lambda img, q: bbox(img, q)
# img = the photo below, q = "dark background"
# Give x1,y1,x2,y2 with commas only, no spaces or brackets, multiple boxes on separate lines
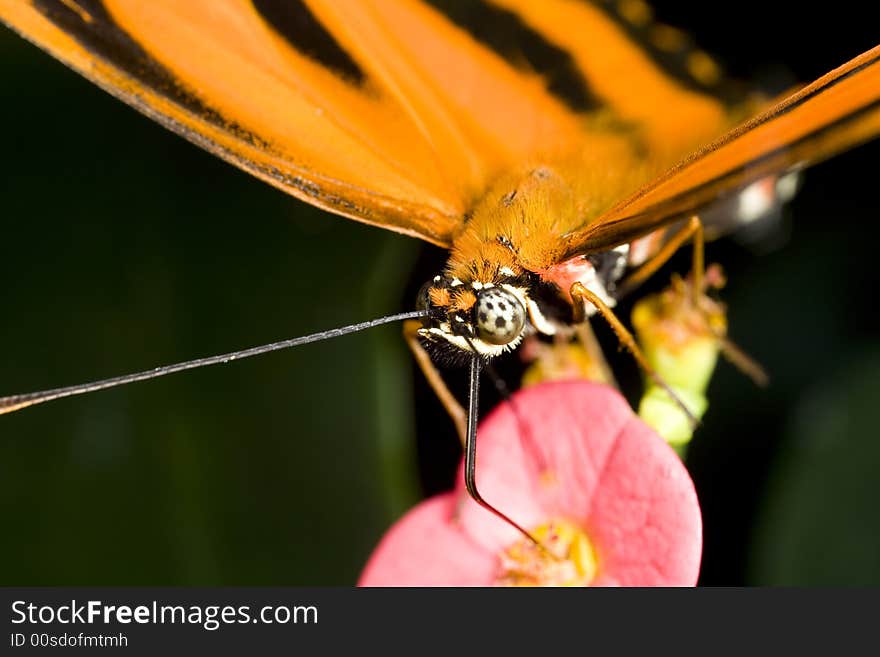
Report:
1,1,878,586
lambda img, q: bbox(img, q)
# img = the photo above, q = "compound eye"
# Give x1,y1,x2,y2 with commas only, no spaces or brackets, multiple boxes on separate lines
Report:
474,287,526,345
416,280,433,312
415,280,439,328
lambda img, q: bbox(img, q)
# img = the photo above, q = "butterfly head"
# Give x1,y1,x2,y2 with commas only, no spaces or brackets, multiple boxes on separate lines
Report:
415,272,531,363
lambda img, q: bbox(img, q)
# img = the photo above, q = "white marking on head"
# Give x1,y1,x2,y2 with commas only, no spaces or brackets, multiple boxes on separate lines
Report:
419,328,523,358
526,299,558,336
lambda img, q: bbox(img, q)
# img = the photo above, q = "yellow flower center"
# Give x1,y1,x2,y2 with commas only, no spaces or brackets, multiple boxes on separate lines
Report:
495,519,598,586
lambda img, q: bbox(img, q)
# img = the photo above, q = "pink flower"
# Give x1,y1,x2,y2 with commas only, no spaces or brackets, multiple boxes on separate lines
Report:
359,380,702,586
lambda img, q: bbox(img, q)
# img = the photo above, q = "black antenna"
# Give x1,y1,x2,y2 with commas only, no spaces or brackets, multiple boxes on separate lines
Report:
0,310,429,415
462,353,542,547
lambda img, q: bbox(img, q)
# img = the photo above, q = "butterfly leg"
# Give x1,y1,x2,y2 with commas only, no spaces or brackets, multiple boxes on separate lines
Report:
575,322,619,389
570,282,699,426
617,216,705,300
403,320,468,446
620,218,769,386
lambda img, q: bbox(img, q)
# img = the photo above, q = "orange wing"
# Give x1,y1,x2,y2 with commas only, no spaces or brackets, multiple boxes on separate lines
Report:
563,45,880,255
1,0,756,249
0,0,588,247
488,0,750,162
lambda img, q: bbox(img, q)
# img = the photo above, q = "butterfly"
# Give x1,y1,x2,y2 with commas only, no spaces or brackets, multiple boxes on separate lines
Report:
1,0,879,565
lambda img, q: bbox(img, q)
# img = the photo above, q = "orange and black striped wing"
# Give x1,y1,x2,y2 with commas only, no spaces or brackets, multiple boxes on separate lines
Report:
563,44,880,255
0,0,592,247
1,0,759,250
485,0,754,164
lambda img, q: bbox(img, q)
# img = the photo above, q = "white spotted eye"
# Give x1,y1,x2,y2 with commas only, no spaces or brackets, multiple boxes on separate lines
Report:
473,288,525,345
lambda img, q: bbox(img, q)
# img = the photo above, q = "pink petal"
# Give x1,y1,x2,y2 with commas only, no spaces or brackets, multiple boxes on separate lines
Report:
587,416,702,586
455,381,702,585
358,493,496,586
455,381,631,550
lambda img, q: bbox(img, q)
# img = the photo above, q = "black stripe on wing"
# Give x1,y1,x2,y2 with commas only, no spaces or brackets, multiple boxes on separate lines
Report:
252,0,365,84
425,0,601,112
32,0,269,148
592,0,746,105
